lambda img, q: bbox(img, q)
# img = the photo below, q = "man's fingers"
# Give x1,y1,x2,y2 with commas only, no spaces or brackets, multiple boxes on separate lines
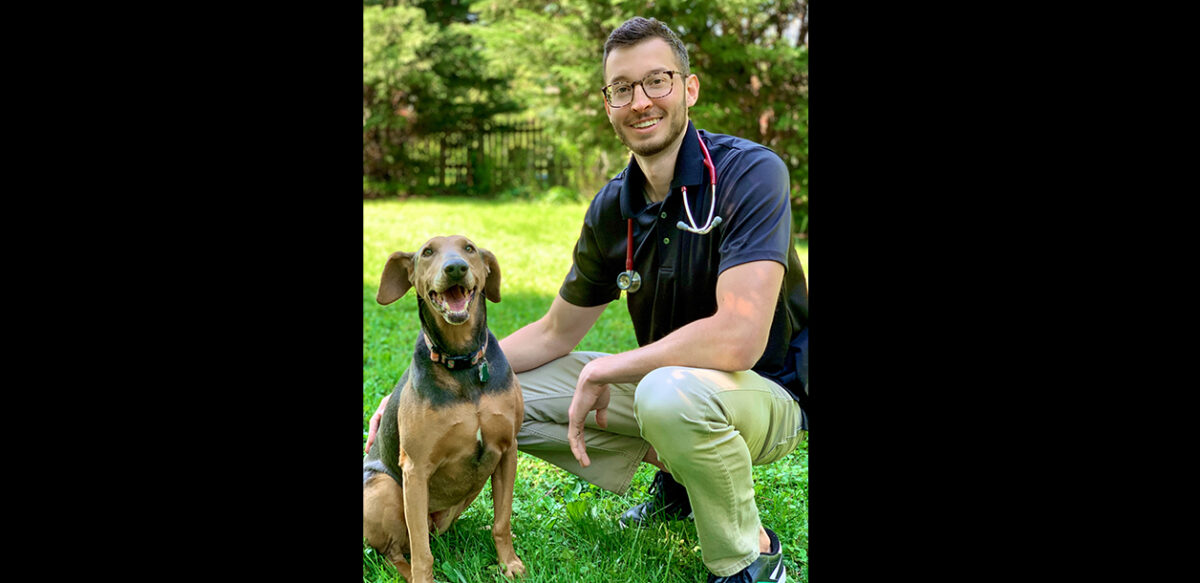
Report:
567,413,591,467
365,395,390,453
570,429,591,467
567,381,611,467
365,413,379,452
574,407,606,464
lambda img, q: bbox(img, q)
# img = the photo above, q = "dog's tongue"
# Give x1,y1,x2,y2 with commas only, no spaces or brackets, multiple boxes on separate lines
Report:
443,286,469,312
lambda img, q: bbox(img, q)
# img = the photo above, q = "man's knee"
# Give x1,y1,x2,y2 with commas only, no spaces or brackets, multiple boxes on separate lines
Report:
634,367,707,433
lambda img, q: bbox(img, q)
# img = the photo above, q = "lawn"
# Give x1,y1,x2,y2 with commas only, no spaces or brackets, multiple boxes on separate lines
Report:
363,197,808,582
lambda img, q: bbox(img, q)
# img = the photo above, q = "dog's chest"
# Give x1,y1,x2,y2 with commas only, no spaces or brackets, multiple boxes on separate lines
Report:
413,399,518,510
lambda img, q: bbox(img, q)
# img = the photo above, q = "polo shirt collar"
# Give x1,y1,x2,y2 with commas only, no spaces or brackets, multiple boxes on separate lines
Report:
619,121,704,220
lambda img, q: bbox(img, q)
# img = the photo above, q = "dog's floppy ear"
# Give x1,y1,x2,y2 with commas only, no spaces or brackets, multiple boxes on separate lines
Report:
480,248,501,303
377,251,416,305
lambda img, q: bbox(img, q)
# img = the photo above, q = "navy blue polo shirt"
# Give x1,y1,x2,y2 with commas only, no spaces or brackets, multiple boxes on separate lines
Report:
559,121,810,405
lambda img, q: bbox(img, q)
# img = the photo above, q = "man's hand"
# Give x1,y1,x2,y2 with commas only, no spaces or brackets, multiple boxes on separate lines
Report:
567,358,613,468
364,394,390,453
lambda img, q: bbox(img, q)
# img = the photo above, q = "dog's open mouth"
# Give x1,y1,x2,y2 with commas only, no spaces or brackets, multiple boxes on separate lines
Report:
428,285,476,325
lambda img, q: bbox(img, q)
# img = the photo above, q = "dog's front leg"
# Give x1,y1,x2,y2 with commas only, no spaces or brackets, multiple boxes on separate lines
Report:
490,443,525,578
400,448,436,583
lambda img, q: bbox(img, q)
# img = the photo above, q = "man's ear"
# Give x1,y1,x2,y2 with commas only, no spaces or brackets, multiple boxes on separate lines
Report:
377,251,415,305
480,248,501,303
685,73,700,108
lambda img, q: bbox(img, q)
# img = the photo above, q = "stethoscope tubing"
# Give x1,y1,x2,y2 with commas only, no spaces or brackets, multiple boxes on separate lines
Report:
677,136,722,235
618,134,721,292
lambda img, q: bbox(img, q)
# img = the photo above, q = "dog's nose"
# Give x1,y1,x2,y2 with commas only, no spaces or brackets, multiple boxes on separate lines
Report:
443,259,469,280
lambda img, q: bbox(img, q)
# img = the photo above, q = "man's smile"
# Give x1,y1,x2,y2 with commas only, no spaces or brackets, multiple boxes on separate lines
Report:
629,116,663,131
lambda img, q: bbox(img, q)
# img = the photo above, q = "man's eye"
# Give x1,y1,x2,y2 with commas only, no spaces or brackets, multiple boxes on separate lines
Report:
614,85,632,95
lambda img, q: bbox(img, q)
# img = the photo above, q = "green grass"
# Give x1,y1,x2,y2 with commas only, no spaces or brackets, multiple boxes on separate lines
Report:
363,197,808,583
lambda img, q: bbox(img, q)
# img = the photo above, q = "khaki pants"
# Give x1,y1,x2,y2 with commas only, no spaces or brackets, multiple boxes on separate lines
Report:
516,352,806,577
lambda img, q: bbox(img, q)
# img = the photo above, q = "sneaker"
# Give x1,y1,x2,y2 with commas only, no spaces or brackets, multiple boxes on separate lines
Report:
706,527,785,583
618,470,693,528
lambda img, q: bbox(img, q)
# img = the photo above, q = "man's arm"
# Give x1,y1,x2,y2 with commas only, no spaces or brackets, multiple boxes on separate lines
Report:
567,259,784,466
576,259,783,384
499,295,608,374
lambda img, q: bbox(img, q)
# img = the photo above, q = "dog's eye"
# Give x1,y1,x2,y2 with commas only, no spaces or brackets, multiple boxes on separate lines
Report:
464,245,475,253
422,248,434,257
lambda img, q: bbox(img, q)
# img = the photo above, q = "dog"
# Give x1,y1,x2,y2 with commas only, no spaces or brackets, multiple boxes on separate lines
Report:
363,235,525,582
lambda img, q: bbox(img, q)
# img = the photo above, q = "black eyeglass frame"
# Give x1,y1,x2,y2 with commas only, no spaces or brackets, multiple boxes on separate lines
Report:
601,70,682,108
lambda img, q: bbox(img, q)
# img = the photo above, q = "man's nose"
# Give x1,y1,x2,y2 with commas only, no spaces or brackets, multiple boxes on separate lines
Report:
630,83,654,111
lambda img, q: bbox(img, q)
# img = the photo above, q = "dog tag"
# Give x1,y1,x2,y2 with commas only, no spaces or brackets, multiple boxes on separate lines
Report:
478,359,490,383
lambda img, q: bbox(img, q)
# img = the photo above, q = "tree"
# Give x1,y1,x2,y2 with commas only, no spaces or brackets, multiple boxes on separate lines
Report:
363,1,520,195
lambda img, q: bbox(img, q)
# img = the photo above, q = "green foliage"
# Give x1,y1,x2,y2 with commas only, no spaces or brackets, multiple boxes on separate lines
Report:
363,0,808,232
363,1,521,195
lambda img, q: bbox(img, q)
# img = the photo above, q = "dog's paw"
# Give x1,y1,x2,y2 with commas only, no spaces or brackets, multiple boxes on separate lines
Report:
501,558,526,578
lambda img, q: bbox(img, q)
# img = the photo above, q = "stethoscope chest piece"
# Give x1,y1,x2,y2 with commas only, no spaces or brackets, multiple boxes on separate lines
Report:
617,269,641,293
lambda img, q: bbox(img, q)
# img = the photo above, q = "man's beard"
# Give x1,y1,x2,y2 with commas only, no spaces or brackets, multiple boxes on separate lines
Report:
613,101,689,157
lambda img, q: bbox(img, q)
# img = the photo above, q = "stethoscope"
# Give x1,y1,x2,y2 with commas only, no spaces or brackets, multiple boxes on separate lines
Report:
617,134,722,293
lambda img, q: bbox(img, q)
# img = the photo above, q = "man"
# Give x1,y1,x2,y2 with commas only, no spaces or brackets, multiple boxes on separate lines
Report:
368,16,808,583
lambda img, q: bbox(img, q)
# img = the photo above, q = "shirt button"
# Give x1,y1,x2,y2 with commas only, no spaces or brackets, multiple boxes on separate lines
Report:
663,237,670,244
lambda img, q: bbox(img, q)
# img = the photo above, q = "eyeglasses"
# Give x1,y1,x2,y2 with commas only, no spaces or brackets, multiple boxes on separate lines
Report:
601,70,681,108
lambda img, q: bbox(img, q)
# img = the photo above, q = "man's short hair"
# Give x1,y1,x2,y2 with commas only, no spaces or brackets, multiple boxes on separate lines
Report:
603,17,690,80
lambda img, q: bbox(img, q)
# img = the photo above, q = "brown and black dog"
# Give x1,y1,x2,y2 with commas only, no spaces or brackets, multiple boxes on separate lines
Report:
363,235,525,582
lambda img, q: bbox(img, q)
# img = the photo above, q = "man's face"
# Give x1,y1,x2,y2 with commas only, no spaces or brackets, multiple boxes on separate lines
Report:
603,38,699,158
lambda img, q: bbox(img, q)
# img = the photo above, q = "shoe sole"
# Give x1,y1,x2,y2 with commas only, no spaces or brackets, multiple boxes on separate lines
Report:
765,561,786,583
